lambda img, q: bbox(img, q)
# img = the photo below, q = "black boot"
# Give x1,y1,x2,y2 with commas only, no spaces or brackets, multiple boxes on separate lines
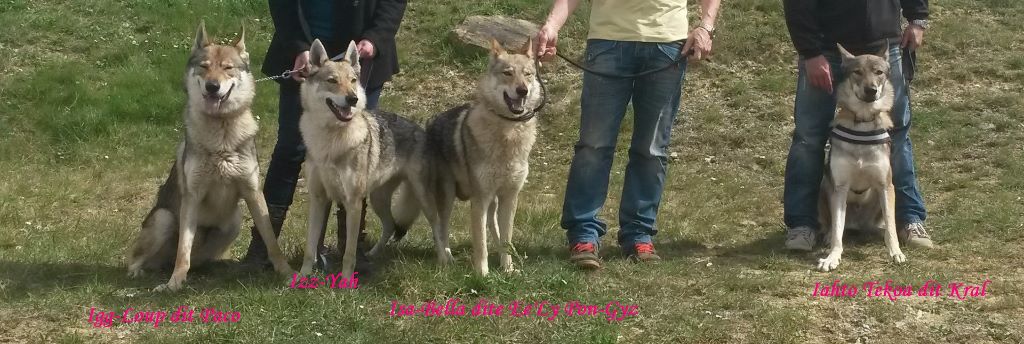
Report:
337,201,374,276
241,205,288,269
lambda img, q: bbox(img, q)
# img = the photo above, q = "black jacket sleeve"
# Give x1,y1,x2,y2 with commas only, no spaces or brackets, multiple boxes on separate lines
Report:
268,0,310,58
901,0,929,21
360,0,407,48
783,0,823,59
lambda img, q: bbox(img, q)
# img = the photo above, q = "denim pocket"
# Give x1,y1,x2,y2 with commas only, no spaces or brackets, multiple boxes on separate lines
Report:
656,41,684,61
585,39,618,63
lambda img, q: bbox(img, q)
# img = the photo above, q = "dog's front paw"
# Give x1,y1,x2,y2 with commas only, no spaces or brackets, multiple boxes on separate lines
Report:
154,278,184,292
817,256,842,272
437,249,455,266
127,268,144,279
890,252,907,264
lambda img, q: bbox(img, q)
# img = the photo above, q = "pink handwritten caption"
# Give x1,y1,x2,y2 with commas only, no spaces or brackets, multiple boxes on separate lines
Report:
389,298,640,322
87,306,240,328
290,272,358,290
813,279,991,301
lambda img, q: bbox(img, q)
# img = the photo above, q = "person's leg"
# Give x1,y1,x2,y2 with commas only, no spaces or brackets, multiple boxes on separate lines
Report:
783,53,842,248
617,42,687,255
244,81,306,263
364,86,383,111
886,44,932,247
561,39,636,247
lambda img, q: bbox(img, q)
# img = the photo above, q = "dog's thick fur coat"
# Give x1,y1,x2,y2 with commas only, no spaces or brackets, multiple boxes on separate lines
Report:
298,39,445,278
127,22,293,291
425,39,543,275
816,44,907,272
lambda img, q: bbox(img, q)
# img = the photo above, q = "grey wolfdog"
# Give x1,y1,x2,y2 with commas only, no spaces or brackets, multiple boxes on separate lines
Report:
816,44,907,272
425,38,543,276
127,22,294,291
297,39,451,278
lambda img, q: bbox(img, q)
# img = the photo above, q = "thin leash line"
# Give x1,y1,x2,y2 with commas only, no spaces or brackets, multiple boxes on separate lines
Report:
553,42,693,79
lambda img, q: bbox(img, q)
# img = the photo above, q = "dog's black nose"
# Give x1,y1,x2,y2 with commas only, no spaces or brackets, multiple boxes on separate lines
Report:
516,87,528,97
345,95,359,105
205,81,220,94
864,86,877,95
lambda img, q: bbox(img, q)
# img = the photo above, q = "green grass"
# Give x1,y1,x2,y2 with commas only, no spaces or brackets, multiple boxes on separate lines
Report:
2,0,1024,342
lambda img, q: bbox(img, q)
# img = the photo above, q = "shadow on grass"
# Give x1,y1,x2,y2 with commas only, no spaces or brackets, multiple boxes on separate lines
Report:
713,228,888,267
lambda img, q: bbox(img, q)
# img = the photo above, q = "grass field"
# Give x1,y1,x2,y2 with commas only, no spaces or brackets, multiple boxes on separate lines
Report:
2,0,1023,342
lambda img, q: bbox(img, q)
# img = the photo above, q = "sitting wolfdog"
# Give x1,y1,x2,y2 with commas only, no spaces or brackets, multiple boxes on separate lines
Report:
816,44,908,272
127,22,294,291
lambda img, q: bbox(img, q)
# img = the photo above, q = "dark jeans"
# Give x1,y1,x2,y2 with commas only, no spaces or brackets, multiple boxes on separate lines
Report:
250,80,383,247
783,42,927,230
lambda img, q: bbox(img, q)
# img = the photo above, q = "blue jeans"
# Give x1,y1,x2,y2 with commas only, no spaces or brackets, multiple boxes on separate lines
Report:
562,39,688,248
783,42,927,230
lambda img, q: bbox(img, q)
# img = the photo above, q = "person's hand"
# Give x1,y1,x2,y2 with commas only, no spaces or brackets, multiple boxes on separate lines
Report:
901,24,925,51
357,39,375,59
534,25,559,61
291,50,310,82
804,55,833,93
681,26,713,61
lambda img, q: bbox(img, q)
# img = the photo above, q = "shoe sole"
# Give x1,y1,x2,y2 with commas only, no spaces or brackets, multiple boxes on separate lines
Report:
572,258,601,270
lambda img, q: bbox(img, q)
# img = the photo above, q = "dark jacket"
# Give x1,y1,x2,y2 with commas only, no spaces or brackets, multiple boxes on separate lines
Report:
783,0,928,59
262,0,407,89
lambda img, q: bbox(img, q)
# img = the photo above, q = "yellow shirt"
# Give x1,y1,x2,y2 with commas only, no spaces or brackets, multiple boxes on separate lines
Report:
588,0,689,42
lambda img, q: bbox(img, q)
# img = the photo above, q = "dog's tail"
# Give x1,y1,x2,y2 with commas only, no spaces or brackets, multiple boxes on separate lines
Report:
391,182,420,242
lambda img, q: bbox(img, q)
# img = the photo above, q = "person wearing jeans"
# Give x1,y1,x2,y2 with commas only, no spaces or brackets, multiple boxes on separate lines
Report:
535,0,721,269
243,0,407,274
782,0,934,251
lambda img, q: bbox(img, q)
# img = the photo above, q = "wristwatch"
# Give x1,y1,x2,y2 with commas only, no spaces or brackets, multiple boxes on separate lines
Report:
910,19,929,30
696,23,715,38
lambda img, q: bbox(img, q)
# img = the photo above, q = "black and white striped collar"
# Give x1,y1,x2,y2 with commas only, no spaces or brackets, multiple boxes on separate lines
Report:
830,125,891,145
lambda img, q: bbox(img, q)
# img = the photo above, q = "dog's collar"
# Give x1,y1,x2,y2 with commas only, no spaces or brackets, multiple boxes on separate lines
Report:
494,111,537,122
830,125,891,145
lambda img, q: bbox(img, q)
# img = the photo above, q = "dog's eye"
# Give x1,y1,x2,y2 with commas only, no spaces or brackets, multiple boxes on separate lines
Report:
326,78,338,84
503,70,513,76
351,78,358,84
852,70,862,76
224,65,234,70
874,70,884,75
199,62,210,69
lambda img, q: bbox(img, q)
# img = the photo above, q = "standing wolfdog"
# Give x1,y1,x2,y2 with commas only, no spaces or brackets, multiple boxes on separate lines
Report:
127,22,294,291
425,38,543,276
816,44,908,272
298,39,446,278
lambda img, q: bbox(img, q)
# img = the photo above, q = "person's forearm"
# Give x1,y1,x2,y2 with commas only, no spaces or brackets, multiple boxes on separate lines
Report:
542,0,581,30
698,0,722,28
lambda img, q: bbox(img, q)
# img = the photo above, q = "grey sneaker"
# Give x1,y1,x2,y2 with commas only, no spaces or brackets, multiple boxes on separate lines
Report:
785,226,816,251
902,222,934,248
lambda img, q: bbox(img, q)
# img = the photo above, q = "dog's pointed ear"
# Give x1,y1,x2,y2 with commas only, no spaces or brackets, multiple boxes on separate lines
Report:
310,39,329,68
837,44,855,63
345,40,361,71
489,38,506,58
193,20,210,52
520,37,535,58
234,24,249,63
876,45,890,62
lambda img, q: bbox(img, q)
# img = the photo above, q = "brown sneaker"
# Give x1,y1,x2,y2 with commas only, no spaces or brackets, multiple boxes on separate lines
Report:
569,242,601,270
628,243,661,262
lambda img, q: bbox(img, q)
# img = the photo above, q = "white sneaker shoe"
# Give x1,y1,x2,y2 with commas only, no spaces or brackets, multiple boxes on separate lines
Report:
785,226,816,251
902,222,934,248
